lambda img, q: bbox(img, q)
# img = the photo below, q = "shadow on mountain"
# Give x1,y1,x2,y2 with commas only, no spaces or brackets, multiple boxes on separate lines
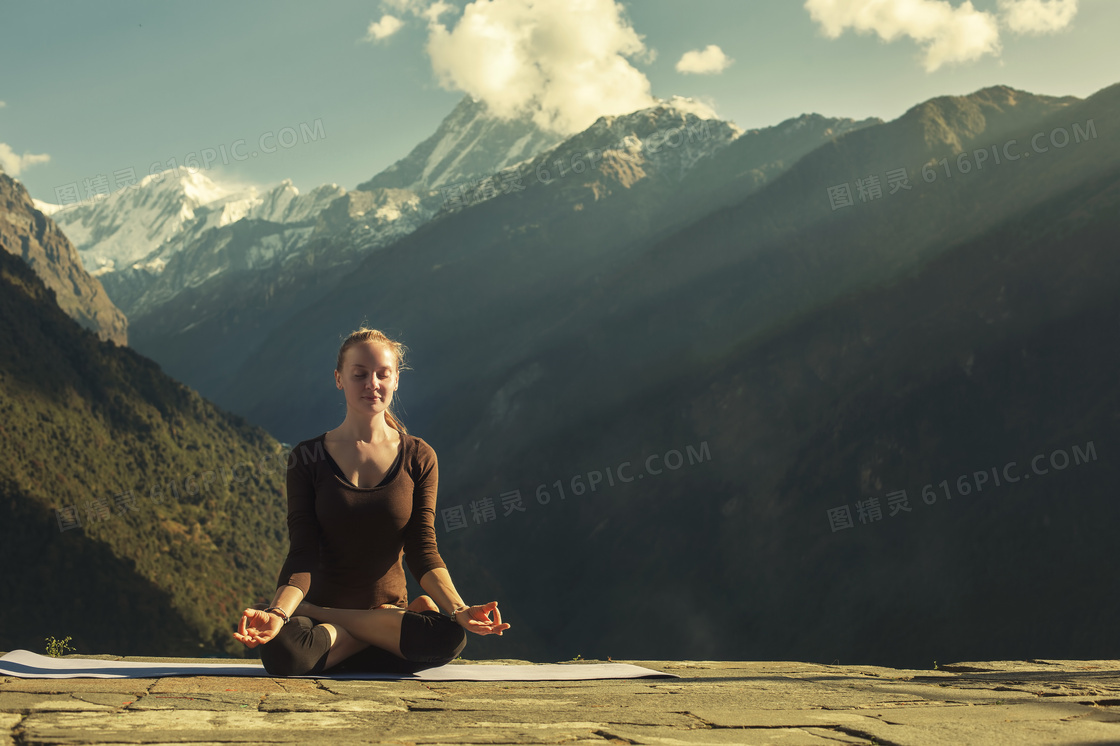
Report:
0,237,289,658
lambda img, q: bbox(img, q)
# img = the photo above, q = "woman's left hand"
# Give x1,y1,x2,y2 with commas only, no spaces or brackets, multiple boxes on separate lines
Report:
454,601,510,636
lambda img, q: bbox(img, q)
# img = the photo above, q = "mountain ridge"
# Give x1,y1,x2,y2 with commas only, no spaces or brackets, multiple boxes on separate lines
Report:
0,240,289,657
0,172,128,345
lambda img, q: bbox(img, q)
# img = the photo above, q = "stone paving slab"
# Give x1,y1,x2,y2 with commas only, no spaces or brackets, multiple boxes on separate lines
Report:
0,713,18,746
2,655,1120,744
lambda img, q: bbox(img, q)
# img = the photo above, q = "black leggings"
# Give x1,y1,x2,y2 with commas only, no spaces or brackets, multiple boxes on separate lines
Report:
258,609,467,676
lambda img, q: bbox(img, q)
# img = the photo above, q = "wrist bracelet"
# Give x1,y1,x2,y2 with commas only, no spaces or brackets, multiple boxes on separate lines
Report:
449,604,470,619
264,606,290,624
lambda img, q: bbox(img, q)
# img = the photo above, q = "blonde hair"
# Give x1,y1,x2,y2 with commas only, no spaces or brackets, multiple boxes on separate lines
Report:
336,327,412,434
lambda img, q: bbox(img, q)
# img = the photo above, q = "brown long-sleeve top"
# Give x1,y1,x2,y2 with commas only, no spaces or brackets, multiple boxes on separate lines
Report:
275,430,448,610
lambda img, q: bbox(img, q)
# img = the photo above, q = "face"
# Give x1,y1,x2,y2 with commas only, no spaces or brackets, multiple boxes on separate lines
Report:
335,343,399,414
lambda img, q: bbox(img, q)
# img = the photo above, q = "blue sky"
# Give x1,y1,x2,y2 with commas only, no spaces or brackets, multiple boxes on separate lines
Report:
1,0,1116,205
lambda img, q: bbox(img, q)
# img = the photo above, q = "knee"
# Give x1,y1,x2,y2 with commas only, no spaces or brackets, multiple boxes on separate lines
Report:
259,644,302,677
418,626,467,667
257,621,330,677
445,624,468,661
259,640,314,677
435,618,467,661
400,610,468,664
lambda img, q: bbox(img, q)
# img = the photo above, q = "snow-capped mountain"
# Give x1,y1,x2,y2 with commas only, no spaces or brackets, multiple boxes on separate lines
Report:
105,184,442,320
39,171,344,277
531,94,742,184
244,179,346,224
41,170,237,276
122,178,347,278
420,94,746,218
37,93,572,286
356,94,567,193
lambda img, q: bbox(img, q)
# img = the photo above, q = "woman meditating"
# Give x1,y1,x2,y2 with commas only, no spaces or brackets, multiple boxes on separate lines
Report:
233,327,510,675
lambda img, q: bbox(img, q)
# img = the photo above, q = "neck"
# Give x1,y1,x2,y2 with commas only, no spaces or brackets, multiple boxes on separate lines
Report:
336,413,396,444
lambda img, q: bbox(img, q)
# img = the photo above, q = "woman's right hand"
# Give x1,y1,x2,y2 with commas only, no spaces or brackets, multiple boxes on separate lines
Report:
233,606,285,648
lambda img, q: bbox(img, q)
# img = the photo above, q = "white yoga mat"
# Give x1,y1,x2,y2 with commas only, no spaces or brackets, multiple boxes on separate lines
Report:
0,650,678,681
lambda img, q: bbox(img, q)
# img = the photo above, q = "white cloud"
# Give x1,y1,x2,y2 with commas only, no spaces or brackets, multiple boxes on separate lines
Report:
675,44,733,75
997,0,1077,34
421,0,657,135
804,0,1002,72
0,142,50,176
366,14,404,41
421,1,453,24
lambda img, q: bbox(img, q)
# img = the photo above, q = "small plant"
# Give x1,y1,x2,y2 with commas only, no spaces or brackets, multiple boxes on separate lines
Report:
45,636,76,657
569,653,583,661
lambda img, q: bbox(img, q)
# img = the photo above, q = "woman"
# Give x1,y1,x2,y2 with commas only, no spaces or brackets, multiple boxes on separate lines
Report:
233,327,510,675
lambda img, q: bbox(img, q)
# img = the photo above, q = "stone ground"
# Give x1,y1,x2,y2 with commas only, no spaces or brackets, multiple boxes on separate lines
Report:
2,654,1120,745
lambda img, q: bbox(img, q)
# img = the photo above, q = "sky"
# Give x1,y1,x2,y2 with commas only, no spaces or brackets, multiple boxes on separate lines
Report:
1,0,1116,206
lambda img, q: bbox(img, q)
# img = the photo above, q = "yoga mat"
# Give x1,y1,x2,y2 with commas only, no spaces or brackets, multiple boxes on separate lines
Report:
0,650,678,681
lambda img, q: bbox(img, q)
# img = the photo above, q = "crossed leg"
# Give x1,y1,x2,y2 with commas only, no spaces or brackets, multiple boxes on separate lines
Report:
299,595,442,670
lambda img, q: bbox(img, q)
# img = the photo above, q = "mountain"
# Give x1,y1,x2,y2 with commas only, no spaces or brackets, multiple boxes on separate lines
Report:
33,93,574,402
213,96,848,434
355,93,567,193
45,92,567,293
10,78,1113,666
115,183,448,398
46,170,236,276
221,86,1078,446
241,179,348,224
0,234,290,658
0,172,128,345
95,177,352,320
407,82,1120,665
44,171,346,278
208,82,1118,665
128,95,846,414
596,84,1088,318
492,150,1120,668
